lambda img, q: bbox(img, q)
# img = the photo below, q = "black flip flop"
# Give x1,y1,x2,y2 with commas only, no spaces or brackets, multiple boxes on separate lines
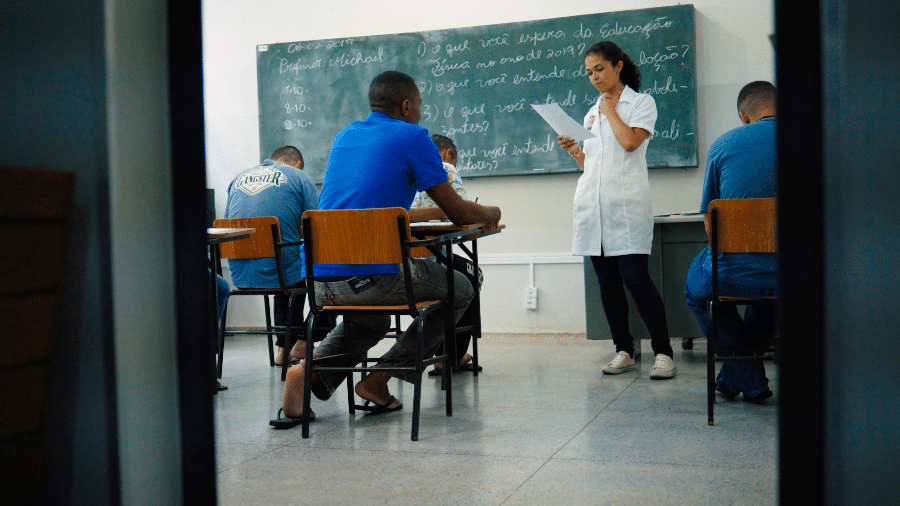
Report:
428,363,483,376
359,395,403,415
269,408,312,429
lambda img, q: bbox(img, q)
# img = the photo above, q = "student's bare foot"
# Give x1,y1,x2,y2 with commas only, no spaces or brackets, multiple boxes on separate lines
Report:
282,361,316,420
354,371,402,410
432,352,473,372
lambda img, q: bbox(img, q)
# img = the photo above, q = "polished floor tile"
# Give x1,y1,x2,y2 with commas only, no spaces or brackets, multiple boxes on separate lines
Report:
214,332,778,505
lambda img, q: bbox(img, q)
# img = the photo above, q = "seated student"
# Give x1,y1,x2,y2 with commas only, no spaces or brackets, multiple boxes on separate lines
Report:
408,134,482,375
684,81,777,403
224,146,319,366
277,70,501,424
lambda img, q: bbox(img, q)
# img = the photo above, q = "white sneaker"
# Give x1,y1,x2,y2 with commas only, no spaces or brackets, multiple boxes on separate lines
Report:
602,351,637,374
649,354,677,379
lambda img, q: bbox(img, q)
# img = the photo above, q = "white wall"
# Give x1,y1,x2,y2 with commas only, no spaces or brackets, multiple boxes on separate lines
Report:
202,0,774,333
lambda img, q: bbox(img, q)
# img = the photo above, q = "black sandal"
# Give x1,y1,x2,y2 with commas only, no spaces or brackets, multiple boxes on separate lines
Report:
268,408,312,429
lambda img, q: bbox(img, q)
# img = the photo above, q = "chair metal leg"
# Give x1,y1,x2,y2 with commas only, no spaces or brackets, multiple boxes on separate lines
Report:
708,300,716,426
472,238,481,376
302,315,315,439
346,370,355,415
411,315,425,441
345,317,356,415
264,295,275,367
472,328,480,377
443,339,452,416
217,300,228,379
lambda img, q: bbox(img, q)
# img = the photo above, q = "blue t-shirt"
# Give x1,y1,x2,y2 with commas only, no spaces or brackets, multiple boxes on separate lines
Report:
225,159,319,288
701,117,777,284
312,112,447,278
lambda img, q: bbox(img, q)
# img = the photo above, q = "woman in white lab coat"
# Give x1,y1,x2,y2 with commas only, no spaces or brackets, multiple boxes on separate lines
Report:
558,41,676,379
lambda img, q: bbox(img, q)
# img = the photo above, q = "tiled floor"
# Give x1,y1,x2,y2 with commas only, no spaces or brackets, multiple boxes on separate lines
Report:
214,333,777,505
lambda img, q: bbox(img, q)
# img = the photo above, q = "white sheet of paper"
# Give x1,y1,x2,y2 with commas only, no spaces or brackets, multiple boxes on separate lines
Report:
530,103,596,142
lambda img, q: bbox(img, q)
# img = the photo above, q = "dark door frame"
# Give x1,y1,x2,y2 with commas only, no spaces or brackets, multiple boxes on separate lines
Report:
775,0,825,503
168,1,218,504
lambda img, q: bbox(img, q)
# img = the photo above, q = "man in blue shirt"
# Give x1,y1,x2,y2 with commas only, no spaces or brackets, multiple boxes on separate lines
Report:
279,71,501,423
225,146,319,366
684,81,777,403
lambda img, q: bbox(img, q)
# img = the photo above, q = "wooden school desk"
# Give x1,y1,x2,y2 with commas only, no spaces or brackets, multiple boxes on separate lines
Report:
409,221,505,375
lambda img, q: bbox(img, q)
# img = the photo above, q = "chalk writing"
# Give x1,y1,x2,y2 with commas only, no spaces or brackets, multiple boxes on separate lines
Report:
658,119,684,140
286,39,353,53
279,58,323,75
283,118,313,129
475,74,508,88
518,30,566,46
638,45,690,71
327,47,384,67
257,5,698,179
281,84,306,95
495,98,528,113
445,40,470,57
513,66,566,84
284,103,310,114
460,103,486,119
598,16,674,40
511,135,556,155
480,34,510,47
642,76,686,95
428,58,471,77
441,120,490,136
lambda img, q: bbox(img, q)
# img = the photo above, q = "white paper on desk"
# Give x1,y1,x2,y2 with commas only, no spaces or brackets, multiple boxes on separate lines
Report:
530,103,596,142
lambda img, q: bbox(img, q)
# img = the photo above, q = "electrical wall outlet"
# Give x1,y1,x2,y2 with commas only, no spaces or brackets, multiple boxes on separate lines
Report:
525,287,538,309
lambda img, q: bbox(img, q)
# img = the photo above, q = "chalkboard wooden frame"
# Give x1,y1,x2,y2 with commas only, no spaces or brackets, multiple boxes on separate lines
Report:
256,5,697,183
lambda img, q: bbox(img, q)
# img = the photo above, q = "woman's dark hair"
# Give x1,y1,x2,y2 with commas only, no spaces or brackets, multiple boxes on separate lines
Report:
585,41,642,91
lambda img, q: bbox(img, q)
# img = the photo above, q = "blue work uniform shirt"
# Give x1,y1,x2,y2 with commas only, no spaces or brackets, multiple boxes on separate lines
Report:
309,112,447,278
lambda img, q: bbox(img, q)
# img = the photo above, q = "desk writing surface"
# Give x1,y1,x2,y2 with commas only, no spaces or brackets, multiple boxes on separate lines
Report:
256,4,698,182
207,227,256,238
409,222,506,234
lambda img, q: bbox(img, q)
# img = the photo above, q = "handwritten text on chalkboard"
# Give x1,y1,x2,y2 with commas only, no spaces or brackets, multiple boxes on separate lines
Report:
257,5,697,182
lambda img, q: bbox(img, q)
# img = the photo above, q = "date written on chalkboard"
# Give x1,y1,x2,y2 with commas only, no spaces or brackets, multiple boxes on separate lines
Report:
256,5,698,182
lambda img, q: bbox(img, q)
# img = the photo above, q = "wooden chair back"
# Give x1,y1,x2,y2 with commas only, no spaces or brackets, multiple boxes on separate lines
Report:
708,198,777,253
213,217,279,259
303,208,411,266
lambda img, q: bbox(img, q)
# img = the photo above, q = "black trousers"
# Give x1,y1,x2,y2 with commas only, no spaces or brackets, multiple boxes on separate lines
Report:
590,253,673,358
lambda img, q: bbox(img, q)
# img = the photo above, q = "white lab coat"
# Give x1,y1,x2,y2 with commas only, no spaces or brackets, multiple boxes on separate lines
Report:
572,86,657,257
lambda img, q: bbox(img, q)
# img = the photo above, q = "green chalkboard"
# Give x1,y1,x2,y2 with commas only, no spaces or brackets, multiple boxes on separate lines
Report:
256,5,697,182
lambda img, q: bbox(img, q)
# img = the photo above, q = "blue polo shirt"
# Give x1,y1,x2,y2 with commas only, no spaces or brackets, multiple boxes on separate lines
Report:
701,118,777,285
312,112,447,278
